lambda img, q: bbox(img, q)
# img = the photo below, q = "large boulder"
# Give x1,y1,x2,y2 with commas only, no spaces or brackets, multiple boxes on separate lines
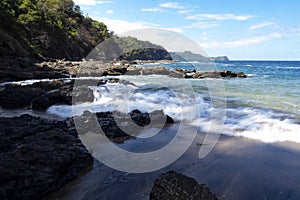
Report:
150,171,218,200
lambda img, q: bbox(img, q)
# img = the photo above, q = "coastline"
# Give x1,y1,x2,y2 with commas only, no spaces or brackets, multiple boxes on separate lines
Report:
1,58,299,199
0,57,246,85
44,129,300,200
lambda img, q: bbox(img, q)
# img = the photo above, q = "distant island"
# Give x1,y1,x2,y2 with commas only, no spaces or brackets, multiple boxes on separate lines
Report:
170,51,229,62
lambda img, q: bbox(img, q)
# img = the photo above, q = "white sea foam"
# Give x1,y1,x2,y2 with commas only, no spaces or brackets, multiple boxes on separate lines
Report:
0,78,72,86
276,66,300,69
220,108,300,143
47,82,300,144
47,82,207,122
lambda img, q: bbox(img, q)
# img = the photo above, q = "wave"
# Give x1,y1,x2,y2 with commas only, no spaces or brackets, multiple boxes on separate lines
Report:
246,74,256,77
47,82,207,122
47,82,300,144
276,66,300,69
221,107,300,143
0,78,72,86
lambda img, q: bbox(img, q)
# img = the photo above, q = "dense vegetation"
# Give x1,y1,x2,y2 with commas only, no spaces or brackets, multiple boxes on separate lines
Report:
0,0,171,61
170,51,229,61
0,0,111,59
115,36,171,61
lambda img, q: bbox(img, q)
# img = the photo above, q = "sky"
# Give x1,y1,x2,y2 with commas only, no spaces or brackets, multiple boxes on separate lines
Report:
73,0,300,60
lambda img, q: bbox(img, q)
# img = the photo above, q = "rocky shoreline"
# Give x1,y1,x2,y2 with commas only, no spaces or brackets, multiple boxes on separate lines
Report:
0,109,176,199
0,115,93,200
0,57,236,199
0,57,247,84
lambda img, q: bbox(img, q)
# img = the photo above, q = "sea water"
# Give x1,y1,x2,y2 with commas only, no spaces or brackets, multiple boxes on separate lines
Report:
47,61,300,143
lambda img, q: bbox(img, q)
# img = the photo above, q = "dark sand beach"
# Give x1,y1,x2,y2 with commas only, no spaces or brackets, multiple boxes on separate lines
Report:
44,125,300,200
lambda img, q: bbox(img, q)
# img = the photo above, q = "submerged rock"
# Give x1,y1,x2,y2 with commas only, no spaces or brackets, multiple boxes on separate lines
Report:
0,115,93,200
150,171,218,200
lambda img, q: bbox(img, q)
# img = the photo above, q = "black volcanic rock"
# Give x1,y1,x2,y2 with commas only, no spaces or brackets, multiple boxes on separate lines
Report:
192,70,247,79
150,171,218,200
76,110,175,140
0,115,93,200
0,81,73,110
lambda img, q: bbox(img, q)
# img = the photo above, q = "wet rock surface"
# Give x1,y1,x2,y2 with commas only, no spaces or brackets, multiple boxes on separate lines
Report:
150,171,218,200
75,109,174,140
0,104,175,199
0,80,74,110
0,57,70,84
0,78,138,110
0,115,93,200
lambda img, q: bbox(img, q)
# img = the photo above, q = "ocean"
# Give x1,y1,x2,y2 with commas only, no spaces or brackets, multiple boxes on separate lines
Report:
48,60,300,144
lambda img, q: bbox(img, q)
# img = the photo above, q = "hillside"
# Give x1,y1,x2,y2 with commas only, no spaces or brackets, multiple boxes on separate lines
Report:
0,0,171,61
0,0,112,60
115,36,171,61
170,51,229,62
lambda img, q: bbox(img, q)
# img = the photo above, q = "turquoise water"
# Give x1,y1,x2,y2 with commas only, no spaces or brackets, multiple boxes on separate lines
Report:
47,61,300,143
157,61,300,119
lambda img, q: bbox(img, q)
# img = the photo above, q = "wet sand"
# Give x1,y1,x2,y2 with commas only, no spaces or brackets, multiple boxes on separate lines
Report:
44,125,300,200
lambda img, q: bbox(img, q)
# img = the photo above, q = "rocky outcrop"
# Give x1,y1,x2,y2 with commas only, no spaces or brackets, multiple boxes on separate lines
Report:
0,115,93,200
211,56,229,62
0,77,140,110
183,70,247,79
0,57,70,84
76,110,174,140
0,80,74,110
76,62,246,78
0,57,246,84
150,171,218,200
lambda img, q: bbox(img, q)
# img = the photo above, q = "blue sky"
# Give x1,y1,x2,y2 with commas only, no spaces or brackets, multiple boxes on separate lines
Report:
74,0,300,60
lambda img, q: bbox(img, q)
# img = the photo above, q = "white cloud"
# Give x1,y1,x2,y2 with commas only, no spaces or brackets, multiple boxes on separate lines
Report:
186,13,253,21
97,1,113,4
164,27,184,33
160,2,184,9
178,10,192,14
141,8,166,12
106,10,114,14
120,29,207,55
92,17,183,35
200,32,283,49
225,33,282,47
73,0,112,6
74,0,96,5
250,21,274,30
93,17,160,34
289,27,300,36
186,21,219,29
